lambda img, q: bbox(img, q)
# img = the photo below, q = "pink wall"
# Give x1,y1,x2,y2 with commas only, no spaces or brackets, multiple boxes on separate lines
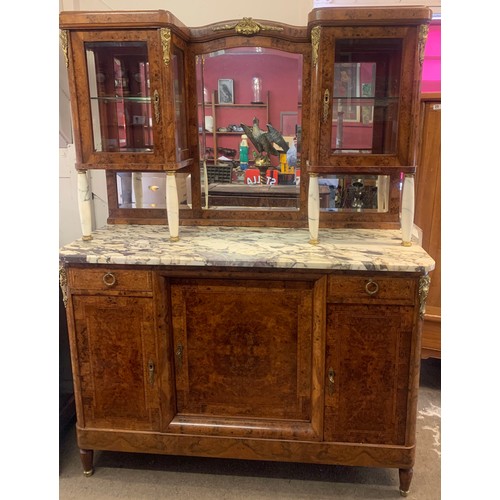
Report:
201,52,302,163
421,23,441,93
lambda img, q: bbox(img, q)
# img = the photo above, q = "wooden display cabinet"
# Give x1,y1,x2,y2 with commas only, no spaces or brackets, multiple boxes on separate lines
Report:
306,7,431,230
59,7,435,497
60,11,193,172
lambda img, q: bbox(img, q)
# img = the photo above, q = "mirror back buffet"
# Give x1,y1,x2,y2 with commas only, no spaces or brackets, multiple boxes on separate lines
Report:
59,7,434,497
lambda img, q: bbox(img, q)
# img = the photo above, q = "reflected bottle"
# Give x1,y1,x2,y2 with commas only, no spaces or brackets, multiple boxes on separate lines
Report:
251,77,262,104
239,134,249,170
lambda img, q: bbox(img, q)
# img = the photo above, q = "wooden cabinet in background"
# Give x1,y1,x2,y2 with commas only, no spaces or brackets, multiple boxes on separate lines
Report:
415,94,441,359
61,264,426,495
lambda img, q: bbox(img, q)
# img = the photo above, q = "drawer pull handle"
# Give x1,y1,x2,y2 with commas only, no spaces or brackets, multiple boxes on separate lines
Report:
365,280,379,296
102,272,117,287
328,367,335,395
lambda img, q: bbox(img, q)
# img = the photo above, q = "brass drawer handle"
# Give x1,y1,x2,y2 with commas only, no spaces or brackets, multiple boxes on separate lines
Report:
102,272,116,287
365,279,379,296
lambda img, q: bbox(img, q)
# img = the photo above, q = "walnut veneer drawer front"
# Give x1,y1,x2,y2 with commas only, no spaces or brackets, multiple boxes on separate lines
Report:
328,275,416,305
68,268,153,292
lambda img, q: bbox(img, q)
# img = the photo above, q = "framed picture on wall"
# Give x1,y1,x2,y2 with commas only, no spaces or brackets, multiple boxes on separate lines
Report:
218,79,234,104
280,112,298,136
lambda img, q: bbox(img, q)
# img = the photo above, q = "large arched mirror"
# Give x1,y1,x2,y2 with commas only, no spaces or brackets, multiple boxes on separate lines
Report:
196,46,304,212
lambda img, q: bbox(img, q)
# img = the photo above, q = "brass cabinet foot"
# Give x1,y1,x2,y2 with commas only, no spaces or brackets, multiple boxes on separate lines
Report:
399,468,413,497
80,448,94,477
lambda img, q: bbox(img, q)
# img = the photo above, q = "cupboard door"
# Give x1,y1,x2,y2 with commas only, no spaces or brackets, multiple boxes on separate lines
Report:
324,303,413,445
167,276,324,440
72,295,161,431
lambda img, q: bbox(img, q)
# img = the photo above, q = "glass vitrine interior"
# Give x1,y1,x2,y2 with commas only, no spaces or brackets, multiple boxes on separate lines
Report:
84,39,188,160
196,47,303,211
116,171,192,209
85,41,154,153
331,38,402,154
318,174,390,212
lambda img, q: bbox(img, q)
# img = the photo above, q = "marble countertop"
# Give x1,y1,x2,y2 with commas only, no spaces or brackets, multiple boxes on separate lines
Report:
59,225,435,273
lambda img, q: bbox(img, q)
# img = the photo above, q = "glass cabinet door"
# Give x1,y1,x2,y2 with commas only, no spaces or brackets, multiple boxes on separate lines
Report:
69,29,186,170
85,41,153,154
318,27,419,168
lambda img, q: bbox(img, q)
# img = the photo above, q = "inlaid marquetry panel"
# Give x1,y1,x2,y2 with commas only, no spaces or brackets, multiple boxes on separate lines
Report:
72,295,160,431
167,276,322,439
324,303,413,445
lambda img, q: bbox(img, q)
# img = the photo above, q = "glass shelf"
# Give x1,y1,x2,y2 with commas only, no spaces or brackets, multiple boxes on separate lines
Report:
90,96,152,102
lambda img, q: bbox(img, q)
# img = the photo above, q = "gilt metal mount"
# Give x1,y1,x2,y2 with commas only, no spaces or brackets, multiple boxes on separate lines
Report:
213,18,284,36
418,24,429,66
59,265,68,308
160,28,171,65
311,26,321,67
418,275,431,319
60,30,69,68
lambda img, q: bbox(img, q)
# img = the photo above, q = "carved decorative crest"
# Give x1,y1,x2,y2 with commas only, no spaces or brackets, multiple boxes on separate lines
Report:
311,26,321,67
418,275,431,319
60,29,69,68
418,24,429,66
213,17,284,36
160,28,171,65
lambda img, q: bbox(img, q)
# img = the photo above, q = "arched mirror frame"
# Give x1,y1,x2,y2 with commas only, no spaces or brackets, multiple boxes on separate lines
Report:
183,19,312,228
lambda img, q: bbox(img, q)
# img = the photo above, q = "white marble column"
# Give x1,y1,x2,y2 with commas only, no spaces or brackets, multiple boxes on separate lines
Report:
401,174,415,246
377,175,389,212
308,173,320,245
166,171,179,241
133,172,143,208
77,170,93,241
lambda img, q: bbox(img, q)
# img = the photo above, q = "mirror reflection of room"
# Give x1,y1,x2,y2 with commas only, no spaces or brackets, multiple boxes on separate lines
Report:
196,47,303,210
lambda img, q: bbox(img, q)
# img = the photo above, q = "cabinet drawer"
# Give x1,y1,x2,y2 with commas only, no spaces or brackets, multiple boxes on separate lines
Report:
327,275,416,304
68,268,152,292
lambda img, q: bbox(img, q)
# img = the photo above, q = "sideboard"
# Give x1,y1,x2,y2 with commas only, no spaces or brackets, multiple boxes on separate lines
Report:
59,225,434,497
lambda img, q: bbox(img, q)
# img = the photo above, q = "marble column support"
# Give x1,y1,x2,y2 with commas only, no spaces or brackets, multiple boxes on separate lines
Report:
166,171,179,241
308,173,320,245
377,175,389,212
77,170,93,241
401,174,415,246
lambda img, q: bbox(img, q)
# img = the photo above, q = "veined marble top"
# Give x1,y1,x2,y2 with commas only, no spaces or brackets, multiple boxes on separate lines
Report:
59,225,435,273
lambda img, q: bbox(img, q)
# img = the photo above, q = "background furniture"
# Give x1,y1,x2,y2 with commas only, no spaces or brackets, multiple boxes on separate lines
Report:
415,93,441,359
